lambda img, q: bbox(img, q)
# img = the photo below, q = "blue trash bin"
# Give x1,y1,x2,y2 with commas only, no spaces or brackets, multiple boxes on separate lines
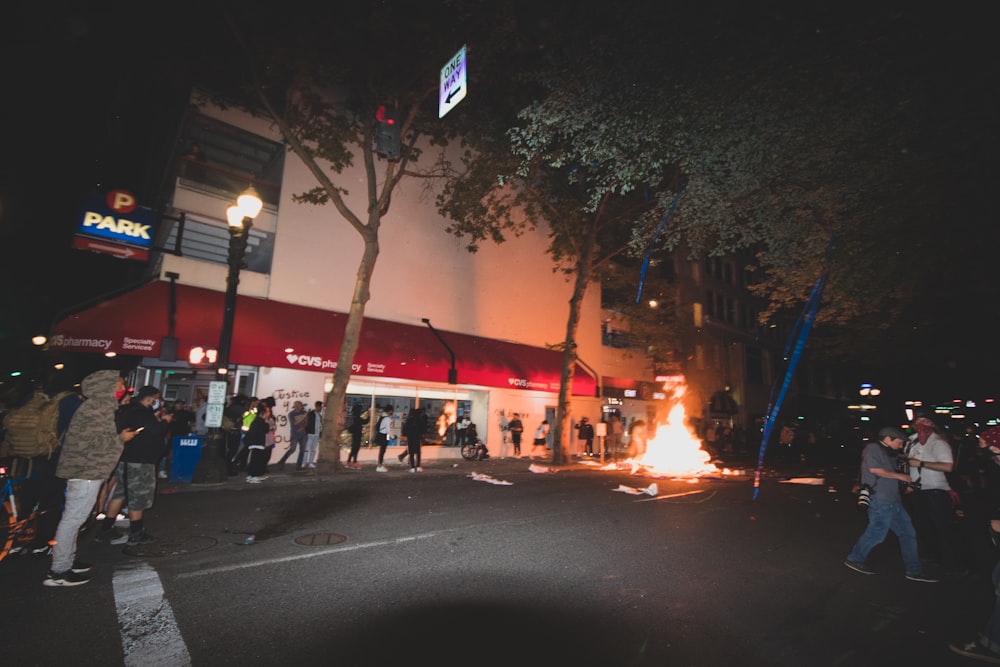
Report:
170,435,203,483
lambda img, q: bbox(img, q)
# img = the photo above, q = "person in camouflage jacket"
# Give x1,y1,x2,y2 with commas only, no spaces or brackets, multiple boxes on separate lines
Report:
45,370,141,587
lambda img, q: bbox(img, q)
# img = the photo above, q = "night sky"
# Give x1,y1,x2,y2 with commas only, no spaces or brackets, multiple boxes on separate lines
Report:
1,4,997,402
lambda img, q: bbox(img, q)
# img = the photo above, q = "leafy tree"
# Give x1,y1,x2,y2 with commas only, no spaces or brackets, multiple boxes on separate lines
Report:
206,3,521,469
435,5,977,457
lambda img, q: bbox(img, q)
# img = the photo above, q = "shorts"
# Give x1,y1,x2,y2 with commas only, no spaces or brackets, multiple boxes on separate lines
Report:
533,438,546,446
111,462,157,511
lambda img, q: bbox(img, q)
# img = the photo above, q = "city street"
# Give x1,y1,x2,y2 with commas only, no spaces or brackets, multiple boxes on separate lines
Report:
2,456,997,666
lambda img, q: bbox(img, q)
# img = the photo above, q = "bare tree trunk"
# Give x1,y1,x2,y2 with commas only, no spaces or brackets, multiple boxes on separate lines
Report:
552,219,599,465
317,227,380,472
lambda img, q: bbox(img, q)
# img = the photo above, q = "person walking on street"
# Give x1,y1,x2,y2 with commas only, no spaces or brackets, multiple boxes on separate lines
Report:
374,406,394,472
906,414,974,575
531,419,550,460
279,400,308,469
45,370,138,586
845,425,938,583
508,413,524,457
106,385,173,550
345,404,369,470
402,406,428,472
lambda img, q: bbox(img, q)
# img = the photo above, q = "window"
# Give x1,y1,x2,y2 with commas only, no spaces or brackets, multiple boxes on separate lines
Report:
177,112,284,207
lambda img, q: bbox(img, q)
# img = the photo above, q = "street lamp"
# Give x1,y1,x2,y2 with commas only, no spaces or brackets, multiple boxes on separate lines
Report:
193,186,262,483
216,187,263,378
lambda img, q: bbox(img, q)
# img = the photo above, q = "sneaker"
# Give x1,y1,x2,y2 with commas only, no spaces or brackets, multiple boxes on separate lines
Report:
127,531,157,546
71,560,94,574
905,572,939,583
950,641,1000,664
43,570,91,587
375,465,388,472
409,468,416,473
157,470,168,479
94,527,128,545
416,467,424,472
844,560,876,575
31,544,53,557
306,463,316,469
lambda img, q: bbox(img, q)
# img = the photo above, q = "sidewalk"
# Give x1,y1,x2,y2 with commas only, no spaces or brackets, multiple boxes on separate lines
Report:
162,446,569,492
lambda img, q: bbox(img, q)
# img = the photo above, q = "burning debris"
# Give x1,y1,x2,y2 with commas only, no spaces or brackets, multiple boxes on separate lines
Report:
603,385,735,479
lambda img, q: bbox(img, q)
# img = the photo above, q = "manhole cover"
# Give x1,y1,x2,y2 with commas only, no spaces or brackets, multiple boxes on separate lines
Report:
294,533,347,547
122,535,218,558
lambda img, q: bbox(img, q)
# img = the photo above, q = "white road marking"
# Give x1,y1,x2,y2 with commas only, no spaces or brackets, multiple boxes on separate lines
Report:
637,489,713,502
113,562,191,666
176,531,443,579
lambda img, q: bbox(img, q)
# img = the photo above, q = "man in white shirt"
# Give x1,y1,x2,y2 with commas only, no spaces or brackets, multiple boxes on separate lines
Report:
906,415,973,574
374,406,394,472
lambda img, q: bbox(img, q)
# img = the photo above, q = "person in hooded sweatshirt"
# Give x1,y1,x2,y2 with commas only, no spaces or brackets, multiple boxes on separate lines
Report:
44,370,142,587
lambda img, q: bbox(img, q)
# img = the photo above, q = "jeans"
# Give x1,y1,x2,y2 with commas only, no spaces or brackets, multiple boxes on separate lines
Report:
846,498,923,575
304,434,319,466
51,479,102,573
279,433,308,468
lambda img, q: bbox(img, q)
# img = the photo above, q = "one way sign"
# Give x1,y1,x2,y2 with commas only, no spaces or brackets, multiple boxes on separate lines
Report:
439,45,467,118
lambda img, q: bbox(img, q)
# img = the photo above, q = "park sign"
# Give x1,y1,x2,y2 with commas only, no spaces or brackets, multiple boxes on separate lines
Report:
76,190,155,247
439,45,467,118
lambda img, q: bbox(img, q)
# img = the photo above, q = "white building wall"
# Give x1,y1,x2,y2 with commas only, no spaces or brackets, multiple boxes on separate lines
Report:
164,102,658,458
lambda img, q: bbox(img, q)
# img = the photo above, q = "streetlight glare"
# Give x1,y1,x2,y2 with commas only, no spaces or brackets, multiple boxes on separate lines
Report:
226,205,244,227
236,186,263,219
31,335,47,346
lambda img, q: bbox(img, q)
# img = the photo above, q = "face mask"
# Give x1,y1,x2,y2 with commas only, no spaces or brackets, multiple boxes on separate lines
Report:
152,399,162,410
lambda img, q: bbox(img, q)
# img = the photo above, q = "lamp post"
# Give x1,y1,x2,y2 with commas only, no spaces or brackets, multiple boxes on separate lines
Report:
193,186,262,483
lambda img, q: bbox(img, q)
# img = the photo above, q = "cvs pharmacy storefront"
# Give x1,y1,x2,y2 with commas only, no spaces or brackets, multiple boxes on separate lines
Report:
49,280,598,457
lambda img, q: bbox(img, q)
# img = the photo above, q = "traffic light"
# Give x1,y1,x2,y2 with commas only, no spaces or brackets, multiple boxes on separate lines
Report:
375,105,401,160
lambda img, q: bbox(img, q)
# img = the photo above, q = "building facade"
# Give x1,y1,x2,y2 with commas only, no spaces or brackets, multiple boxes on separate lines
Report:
49,95,849,460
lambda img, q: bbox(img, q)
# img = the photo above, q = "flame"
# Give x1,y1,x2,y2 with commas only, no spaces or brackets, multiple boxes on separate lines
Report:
633,387,720,477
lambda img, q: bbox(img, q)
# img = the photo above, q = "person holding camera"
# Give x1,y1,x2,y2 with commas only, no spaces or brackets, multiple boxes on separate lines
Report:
844,426,938,583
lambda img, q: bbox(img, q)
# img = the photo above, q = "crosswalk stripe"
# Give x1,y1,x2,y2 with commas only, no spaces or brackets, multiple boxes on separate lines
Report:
113,562,191,666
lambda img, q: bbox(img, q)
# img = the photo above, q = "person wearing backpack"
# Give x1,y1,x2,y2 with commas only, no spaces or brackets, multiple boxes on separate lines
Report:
28,382,84,556
1,379,80,557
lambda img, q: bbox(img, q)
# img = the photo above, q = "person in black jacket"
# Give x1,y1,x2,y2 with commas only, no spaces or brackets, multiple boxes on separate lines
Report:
577,417,596,456
402,407,428,472
244,402,272,483
345,403,369,470
950,426,1000,662
105,385,173,549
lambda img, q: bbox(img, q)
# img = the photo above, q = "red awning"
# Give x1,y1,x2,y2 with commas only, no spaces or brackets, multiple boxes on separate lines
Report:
49,281,596,395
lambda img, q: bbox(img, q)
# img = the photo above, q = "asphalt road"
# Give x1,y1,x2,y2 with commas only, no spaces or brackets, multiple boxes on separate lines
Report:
2,456,997,666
